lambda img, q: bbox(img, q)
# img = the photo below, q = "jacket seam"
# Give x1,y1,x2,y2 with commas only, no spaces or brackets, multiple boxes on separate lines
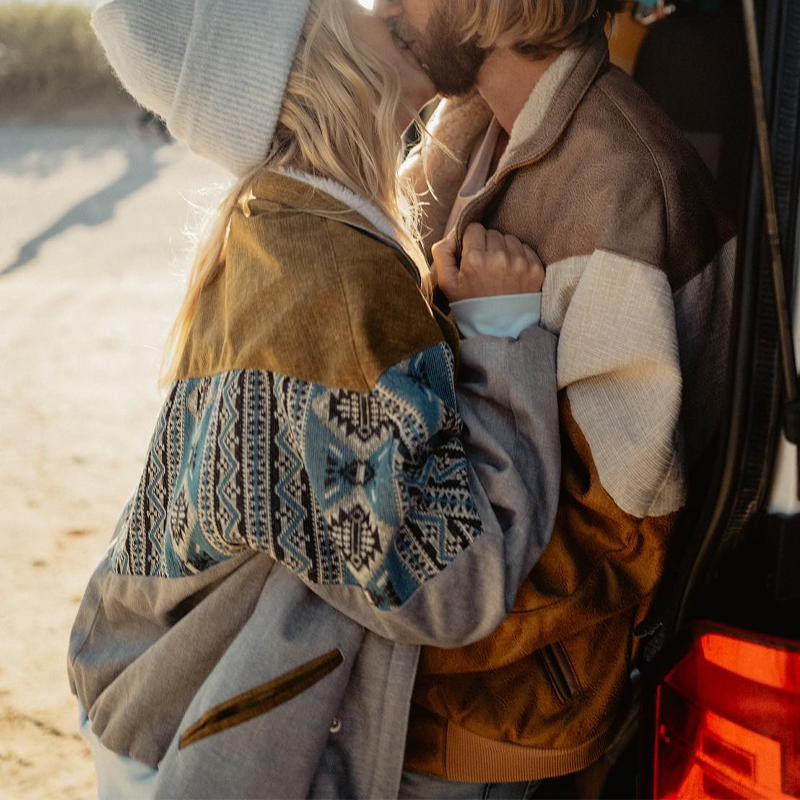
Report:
505,330,547,608
594,83,671,253
644,442,683,519
371,641,399,797
323,219,372,392
505,343,526,586
592,247,661,274
69,595,104,671
511,539,645,622
70,543,122,671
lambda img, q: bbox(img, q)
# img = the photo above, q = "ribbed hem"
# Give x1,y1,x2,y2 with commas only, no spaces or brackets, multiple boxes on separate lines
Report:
443,721,614,783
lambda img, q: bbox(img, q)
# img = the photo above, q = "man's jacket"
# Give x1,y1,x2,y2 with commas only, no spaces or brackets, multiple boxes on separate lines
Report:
68,172,562,798
401,39,736,781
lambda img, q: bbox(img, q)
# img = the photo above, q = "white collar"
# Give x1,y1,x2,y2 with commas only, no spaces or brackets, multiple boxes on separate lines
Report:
498,47,583,175
270,167,400,244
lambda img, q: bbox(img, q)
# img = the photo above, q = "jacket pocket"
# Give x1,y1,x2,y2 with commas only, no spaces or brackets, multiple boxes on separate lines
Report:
179,649,344,749
537,642,580,705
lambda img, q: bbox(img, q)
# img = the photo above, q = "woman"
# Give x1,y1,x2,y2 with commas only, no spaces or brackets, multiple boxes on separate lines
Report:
68,0,561,797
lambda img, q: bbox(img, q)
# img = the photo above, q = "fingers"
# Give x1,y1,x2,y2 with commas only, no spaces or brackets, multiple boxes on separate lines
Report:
462,223,487,257
435,224,546,301
504,234,526,261
523,243,542,268
431,231,459,294
484,230,528,276
523,243,546,292
485,229,506,253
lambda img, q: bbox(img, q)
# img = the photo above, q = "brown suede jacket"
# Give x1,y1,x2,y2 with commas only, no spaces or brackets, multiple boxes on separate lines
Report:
401,37,736,782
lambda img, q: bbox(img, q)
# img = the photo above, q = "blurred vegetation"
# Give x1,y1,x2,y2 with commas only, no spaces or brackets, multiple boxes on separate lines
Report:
0,2,136,119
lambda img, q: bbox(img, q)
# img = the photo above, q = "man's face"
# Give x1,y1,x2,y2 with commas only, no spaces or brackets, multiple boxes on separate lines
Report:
374,0,487,97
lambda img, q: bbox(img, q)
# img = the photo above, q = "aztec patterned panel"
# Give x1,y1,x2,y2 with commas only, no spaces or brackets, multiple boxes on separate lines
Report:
112,344,483,610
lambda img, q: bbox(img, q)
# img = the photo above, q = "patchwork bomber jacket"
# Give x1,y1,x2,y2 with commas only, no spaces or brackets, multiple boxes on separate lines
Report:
68,171,562,798
400,40,736,781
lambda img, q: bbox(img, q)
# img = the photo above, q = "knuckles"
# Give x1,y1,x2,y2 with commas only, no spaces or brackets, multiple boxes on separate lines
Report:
488,251,510,269
439,226,545,300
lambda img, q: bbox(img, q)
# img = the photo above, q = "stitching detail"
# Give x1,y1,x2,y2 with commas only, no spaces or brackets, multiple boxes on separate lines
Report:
595,83,671,254
645,440,683,519
323,218,371,392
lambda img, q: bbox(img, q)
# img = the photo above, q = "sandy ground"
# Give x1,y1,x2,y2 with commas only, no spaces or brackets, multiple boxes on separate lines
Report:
0,119,229,799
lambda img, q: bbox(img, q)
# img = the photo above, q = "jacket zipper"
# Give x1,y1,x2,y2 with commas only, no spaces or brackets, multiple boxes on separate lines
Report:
179,649,344,749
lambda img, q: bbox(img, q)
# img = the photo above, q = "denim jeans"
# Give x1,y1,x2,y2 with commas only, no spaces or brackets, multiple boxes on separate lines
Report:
399,769,540,799
78,706,157,799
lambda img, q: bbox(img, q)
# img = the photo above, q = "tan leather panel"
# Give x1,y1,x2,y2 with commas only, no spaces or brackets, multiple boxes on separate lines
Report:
404,396,676,772
405,608,637,778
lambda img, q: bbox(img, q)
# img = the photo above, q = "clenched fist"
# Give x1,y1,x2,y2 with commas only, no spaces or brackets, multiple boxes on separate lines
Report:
433,223,545,302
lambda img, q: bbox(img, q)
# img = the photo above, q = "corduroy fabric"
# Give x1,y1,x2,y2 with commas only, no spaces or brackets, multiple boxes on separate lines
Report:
91,0,311,176
176,173,448,390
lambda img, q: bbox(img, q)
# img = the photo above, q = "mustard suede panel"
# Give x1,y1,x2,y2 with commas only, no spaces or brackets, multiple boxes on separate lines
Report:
177,179,445,391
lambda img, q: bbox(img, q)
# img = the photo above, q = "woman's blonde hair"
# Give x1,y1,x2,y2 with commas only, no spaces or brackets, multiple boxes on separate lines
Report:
452,0,624,58
161,0,428,385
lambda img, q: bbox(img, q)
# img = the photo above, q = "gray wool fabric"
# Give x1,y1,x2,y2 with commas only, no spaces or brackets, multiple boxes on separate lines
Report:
92,0,312,176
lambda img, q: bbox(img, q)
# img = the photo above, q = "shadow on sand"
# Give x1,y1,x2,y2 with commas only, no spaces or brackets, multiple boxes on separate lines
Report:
2,135,168,277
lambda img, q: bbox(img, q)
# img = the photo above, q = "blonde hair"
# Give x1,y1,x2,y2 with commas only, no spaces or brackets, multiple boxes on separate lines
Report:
451,0,624,58
161,0,429,385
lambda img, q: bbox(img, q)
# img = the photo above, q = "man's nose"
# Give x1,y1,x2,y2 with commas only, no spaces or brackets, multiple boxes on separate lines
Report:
374,0,401,21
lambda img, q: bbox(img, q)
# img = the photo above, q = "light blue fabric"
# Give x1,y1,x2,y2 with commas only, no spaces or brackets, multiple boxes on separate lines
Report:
450,293,542,339
79,707,157,799
399,769,539,799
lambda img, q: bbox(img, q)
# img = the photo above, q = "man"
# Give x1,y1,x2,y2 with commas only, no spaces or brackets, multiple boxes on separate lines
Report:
377,0,736,795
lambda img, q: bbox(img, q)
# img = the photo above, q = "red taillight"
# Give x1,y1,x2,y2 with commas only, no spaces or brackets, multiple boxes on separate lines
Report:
653,626,800,799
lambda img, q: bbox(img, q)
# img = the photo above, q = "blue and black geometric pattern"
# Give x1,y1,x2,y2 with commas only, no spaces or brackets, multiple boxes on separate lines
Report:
112,343,483,609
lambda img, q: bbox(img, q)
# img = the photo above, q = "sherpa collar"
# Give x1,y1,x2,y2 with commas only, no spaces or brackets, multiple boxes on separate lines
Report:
498,38,609,177
256,169,400,245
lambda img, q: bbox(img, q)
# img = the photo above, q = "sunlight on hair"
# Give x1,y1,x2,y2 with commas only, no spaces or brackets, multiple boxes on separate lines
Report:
357,0,375,7
161,0,433,384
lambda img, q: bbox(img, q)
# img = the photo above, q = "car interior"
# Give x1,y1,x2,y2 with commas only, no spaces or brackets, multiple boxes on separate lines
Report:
532,1,800,797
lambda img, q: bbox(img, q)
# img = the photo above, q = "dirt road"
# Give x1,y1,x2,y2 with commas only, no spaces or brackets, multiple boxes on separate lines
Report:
0,121,229,799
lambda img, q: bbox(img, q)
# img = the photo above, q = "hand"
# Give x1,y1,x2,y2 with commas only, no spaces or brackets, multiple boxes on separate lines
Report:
433,223,545,302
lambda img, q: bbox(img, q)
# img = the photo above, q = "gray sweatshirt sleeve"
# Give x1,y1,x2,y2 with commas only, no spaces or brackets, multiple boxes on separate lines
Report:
307,324,561,647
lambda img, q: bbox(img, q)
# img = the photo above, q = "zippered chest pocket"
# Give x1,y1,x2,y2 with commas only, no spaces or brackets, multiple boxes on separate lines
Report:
538,642,580,705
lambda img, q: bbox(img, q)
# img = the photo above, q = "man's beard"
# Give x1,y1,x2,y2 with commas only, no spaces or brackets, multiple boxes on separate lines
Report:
395,9,487,97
